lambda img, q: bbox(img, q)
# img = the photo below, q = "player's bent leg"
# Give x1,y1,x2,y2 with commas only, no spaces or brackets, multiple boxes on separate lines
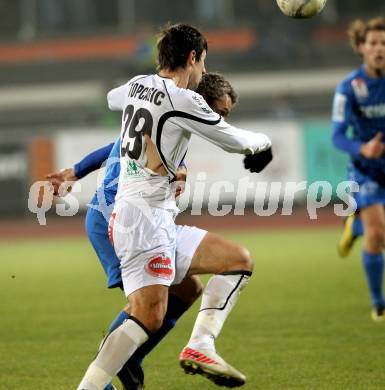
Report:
187,232,253,275
360,204,385,321
180,233,252,387
338,214,358,258
109,276,202,390
77,286,167,390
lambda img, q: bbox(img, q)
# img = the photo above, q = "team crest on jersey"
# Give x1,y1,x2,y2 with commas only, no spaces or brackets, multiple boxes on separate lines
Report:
351,78,369,100
145,254,174,280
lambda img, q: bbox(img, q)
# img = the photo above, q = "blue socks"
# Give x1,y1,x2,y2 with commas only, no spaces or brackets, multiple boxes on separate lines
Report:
352,216,363,237
362,251,384,307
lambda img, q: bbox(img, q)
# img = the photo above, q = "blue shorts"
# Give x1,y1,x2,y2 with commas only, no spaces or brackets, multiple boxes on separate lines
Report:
85,206,122,289
348,167,385,210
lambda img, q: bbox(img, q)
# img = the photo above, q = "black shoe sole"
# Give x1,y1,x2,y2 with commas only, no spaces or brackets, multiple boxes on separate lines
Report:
180,360,245,388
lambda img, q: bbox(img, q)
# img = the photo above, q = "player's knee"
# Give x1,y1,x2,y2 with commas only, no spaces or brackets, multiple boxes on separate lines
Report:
141,302,165,332
367,226,385,248
147,316,164,333
130,298,167,333
233,245,254,272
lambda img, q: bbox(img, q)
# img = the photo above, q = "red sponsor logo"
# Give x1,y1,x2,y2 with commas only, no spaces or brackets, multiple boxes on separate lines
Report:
351,78,368,99
145,254,174,280
108,212,116,247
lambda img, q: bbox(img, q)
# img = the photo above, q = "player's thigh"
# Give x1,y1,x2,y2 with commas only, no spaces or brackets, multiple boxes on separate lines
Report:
112,203,177,297
187,232,253,276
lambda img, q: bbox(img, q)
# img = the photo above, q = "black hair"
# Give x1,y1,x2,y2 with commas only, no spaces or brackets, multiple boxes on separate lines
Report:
157,23,208,71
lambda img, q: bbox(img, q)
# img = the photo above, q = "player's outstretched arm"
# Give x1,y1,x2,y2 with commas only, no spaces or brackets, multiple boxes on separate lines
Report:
73,142,115,179
178,91,271,155
185,114,271,155
46,141,116,196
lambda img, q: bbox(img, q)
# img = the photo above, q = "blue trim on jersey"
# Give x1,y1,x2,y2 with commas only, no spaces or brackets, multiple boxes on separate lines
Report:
90,137,121,207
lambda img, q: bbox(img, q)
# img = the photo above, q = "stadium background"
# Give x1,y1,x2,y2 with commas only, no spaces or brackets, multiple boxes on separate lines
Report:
2,1,385,389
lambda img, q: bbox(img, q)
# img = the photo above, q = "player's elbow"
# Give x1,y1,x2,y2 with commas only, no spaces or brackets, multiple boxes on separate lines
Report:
107,91,120,111
331,131,347,153
331,131,340,148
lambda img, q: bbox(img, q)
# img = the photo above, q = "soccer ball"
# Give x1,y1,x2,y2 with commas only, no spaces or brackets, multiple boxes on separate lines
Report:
276,0,327,18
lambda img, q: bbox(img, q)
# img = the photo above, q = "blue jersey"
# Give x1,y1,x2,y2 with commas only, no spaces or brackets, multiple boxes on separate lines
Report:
332,65,385,184
90,138,120,208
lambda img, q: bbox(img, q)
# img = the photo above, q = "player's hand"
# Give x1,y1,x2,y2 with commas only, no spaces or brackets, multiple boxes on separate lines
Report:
174,166,187,198
360,132,385,159
46,167,78,196
243,147,273,173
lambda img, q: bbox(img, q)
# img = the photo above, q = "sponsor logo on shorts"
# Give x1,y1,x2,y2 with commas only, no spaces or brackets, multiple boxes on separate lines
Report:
145,254,174,280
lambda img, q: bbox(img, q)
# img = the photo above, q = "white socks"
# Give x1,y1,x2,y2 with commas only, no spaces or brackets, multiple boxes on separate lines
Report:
77,318,149,390
187,272,251,351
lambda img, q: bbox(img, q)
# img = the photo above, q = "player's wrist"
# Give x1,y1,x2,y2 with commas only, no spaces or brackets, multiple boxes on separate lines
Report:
66,167,78,181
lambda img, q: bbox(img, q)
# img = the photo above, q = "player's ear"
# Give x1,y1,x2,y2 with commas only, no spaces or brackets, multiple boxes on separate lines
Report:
188,50,196,65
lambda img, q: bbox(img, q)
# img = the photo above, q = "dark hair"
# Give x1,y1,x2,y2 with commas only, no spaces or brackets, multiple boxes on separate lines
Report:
157,23,208,71
348,17,385,53
196,72,238,107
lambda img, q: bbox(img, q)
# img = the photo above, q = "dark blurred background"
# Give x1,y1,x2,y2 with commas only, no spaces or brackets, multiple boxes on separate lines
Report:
0,0,383,217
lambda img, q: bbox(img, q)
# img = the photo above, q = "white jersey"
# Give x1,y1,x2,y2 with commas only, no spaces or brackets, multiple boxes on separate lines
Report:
107,74,271,211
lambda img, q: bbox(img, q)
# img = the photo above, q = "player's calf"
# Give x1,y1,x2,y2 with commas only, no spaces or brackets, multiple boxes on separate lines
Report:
170,274,203,307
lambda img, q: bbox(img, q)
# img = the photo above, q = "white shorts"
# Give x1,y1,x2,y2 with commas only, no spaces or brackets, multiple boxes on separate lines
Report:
110,203,207,296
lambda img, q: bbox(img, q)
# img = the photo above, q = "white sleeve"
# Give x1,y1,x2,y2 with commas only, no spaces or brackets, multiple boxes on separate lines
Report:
107,84,127,111
173,92,272,154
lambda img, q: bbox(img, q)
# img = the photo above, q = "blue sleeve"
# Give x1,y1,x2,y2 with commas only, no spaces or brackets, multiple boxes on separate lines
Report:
331,83,362,158
74,142,114,179
332,123,362,157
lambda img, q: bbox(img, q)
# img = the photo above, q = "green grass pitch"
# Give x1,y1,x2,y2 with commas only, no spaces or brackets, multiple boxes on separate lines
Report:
2,228,385,389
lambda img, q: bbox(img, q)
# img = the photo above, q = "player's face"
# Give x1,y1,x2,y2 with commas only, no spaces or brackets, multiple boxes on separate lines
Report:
212,94,233,118
188,50,207,90
360,30,385,74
